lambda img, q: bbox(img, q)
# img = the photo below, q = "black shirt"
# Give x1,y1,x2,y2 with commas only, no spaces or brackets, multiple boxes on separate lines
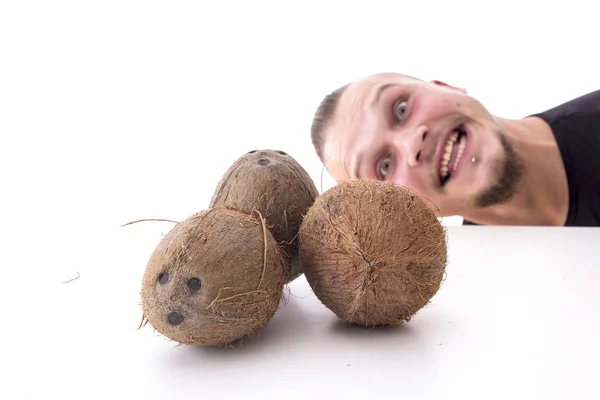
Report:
463,89,600,227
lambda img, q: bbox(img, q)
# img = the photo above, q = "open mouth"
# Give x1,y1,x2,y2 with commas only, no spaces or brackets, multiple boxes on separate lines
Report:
439,124,468,186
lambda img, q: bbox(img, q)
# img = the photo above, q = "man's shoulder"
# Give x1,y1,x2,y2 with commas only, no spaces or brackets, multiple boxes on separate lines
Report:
530,89,600,124
532,89,600,227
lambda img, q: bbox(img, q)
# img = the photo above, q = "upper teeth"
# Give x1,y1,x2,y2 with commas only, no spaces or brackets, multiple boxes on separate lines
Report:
440,131,467,179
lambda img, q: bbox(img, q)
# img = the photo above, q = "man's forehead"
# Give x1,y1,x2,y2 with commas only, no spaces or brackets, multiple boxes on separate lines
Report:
323,73,420,180
338,73,417,117
345,72,418,94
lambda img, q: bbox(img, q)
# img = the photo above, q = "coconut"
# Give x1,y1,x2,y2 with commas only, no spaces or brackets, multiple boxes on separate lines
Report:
298,179,448,326
140,207,286,347
210,149,319,283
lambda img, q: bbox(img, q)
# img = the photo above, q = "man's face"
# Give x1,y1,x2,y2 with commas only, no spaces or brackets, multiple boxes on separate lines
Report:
322,73,524,217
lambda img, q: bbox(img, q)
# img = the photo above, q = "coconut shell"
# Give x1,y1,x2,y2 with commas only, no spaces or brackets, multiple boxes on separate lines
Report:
210,149,319,283
141,207,286,347
298,179,448,326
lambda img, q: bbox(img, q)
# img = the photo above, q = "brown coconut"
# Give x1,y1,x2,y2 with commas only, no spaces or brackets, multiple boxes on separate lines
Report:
210,149,319,283
140,207,286,347
298,179,448,326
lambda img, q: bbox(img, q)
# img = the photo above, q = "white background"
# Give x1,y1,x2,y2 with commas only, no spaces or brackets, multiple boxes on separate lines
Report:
1,2,599,393
3,0,600,234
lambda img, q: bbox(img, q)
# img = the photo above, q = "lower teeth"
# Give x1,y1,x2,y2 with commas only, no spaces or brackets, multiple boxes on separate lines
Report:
452,135,466,172
442,133,466,183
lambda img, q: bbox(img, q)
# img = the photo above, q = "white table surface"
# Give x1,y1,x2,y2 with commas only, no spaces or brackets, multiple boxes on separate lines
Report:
6,225,600,400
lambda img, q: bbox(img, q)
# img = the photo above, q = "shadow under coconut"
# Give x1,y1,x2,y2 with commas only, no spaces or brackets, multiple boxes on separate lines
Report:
329,318,417,339
157,291,313,363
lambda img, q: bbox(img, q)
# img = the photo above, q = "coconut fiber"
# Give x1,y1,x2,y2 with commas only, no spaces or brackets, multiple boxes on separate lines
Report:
210,149,319,282
298,179,448,326
141,207,286,347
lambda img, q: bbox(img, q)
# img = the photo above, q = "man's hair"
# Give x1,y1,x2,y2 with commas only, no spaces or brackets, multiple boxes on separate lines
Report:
310,84,348,162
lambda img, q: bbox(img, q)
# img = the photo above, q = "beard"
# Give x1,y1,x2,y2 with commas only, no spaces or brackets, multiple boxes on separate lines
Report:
474,130,526,208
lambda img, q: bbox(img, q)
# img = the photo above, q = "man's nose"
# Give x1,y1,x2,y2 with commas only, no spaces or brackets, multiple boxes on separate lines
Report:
396,125,428,167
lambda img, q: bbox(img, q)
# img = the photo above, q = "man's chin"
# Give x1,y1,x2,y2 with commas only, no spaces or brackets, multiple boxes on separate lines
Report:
474,131,525,209
475,180,519,208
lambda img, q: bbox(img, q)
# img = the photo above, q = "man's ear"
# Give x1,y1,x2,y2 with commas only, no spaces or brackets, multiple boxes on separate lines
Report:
431,80,467,93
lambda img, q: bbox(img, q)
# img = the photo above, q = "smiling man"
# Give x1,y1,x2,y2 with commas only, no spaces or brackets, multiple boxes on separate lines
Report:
311,72,600,226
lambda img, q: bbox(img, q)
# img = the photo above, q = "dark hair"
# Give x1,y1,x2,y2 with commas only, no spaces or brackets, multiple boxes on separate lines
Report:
310,84,349,161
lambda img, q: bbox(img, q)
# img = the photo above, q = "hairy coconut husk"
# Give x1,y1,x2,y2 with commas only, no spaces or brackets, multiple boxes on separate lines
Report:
210,149,319,283
141,207,286,347
299,179,448,326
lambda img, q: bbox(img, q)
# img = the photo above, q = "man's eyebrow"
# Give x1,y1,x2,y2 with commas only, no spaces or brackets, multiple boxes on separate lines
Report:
370,83,396,110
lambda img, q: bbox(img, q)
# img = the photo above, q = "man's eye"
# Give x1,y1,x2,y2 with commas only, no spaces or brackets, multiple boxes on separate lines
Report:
394,100,408,121
378,157,392,178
